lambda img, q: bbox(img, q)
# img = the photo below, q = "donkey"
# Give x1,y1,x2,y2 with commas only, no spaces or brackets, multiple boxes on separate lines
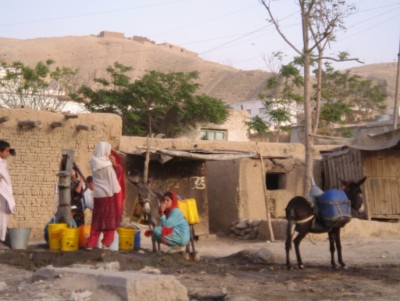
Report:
129,179,199,261
128,179,162,252
285,177,367,270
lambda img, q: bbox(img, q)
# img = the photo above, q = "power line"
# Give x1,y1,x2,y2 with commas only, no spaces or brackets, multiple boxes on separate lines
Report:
0,0,194,27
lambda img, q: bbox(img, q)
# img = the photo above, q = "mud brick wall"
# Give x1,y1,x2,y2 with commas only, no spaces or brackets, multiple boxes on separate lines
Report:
0,108,122,241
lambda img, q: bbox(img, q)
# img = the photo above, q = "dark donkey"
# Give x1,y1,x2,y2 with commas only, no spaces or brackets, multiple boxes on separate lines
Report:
285,177,367,270
129,179,199,261
129,179,162,252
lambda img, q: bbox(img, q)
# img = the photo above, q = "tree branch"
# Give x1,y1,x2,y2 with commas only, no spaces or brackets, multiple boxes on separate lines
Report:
259,0,302,56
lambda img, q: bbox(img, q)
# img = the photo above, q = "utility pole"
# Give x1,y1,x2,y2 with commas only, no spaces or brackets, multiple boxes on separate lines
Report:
393,38,400,129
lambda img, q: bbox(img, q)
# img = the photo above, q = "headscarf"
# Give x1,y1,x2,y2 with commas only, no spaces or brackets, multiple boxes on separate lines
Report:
90,141,120,198
89,141,112,172
163,191,179,217
111,149,126,202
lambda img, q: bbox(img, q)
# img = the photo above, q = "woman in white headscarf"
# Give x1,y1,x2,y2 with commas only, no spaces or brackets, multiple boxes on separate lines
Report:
86,141,121,250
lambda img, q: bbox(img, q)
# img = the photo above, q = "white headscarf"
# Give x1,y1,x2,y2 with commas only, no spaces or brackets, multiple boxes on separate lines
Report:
90,141,112,172
89,141,121,198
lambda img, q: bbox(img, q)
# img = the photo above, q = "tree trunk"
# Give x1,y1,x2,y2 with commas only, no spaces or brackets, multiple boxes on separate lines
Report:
312,51,324,134
300,0,314,196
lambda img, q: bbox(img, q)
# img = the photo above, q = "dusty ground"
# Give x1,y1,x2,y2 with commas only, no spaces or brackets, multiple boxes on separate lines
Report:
0,220,399,301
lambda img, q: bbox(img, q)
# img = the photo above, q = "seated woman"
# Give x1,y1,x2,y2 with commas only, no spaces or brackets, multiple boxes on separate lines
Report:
147,191,190,253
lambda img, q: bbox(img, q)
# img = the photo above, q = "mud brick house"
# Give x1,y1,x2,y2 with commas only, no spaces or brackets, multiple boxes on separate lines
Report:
2,108,308,241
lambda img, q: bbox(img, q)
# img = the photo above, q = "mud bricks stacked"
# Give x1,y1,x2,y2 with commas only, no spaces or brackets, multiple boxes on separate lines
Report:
0,108,122,240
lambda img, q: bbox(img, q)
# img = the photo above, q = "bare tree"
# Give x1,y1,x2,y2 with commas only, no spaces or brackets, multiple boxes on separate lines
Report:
259,0,359,195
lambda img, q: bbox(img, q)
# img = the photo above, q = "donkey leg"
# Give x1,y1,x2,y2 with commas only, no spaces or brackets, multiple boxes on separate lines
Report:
285,221,293,270
328,231,337,269
334,228,346,268
293,231,307,269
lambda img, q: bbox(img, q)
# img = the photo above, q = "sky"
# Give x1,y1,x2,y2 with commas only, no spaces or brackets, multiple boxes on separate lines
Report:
0,0,399,72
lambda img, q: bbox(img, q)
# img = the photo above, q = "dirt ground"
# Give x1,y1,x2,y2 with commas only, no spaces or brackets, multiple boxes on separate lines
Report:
0,220,399,301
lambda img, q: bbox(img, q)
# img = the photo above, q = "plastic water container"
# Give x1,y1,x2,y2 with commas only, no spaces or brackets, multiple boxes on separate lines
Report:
178,198,199,224
48,223,68,251
134,228,141,249
61,228,79,251
79,225,91,248
117,227,135,250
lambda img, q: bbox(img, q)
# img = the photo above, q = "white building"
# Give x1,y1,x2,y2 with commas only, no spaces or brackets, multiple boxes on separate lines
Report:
231,99,268,122
231,99,300,131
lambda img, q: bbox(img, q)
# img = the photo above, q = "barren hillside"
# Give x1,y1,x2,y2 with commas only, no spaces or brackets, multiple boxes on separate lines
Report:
0,32,397,106
0,33,269,104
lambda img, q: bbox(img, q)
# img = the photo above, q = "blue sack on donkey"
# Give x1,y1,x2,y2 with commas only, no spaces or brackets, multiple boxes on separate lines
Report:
317,190,352,229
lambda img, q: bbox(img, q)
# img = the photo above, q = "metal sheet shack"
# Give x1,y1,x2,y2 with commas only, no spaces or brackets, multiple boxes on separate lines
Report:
320,129,400,221
120,137,306,236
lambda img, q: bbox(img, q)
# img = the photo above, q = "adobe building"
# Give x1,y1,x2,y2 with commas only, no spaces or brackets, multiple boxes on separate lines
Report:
0,108,122,240
1,108,307,242
119,136,306,236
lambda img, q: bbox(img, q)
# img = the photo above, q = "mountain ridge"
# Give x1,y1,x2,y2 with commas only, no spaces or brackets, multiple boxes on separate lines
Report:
0,32,397,106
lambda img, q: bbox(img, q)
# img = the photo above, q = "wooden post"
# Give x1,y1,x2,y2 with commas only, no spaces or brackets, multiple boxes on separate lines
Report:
143,135,151,183
76,124,89,131
18,120,41,129
50,121,65,129
0,116,10,123
256,142,275,242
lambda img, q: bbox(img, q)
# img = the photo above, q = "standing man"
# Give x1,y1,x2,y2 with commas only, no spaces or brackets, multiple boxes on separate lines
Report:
0,140,16,248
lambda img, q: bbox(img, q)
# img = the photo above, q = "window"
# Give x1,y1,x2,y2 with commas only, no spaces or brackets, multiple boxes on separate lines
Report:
266,172,286,190
200,129,227,141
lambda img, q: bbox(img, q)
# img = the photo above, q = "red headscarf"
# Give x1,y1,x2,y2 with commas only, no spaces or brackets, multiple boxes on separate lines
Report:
111,149,126,201
163,191,178,217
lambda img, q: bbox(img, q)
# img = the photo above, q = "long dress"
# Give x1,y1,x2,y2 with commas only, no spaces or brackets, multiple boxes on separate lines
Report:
152,192,190,247
0,158,15,241
86,142,121,248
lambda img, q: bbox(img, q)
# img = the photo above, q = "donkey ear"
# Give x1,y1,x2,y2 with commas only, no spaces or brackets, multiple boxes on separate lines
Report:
357,177,367,186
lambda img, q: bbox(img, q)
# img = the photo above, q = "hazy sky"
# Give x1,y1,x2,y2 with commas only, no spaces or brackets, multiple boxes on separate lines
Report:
1,0,399,71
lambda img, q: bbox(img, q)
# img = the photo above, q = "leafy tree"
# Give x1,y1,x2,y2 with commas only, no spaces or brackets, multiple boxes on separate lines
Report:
246,115,269,137
73,62,230,137
255,53,305,142
320,101,351,125
317,67,387,127
0,60,78,111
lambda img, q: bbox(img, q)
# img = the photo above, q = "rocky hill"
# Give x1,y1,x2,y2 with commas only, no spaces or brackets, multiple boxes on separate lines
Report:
0,31,397,106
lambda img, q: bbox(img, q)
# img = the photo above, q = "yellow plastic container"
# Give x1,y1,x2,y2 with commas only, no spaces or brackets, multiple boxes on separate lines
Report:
117,227,135,250
178,198,200,225
48,223,68,251
61,228,80,251
79,225,91,248
178,200,189,221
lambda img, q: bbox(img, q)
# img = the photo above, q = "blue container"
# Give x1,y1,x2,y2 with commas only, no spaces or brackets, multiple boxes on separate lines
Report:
134,229,141,249
317,190,351,226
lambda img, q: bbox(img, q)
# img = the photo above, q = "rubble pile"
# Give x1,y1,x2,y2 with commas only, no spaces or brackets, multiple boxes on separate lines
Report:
229,219,262,240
